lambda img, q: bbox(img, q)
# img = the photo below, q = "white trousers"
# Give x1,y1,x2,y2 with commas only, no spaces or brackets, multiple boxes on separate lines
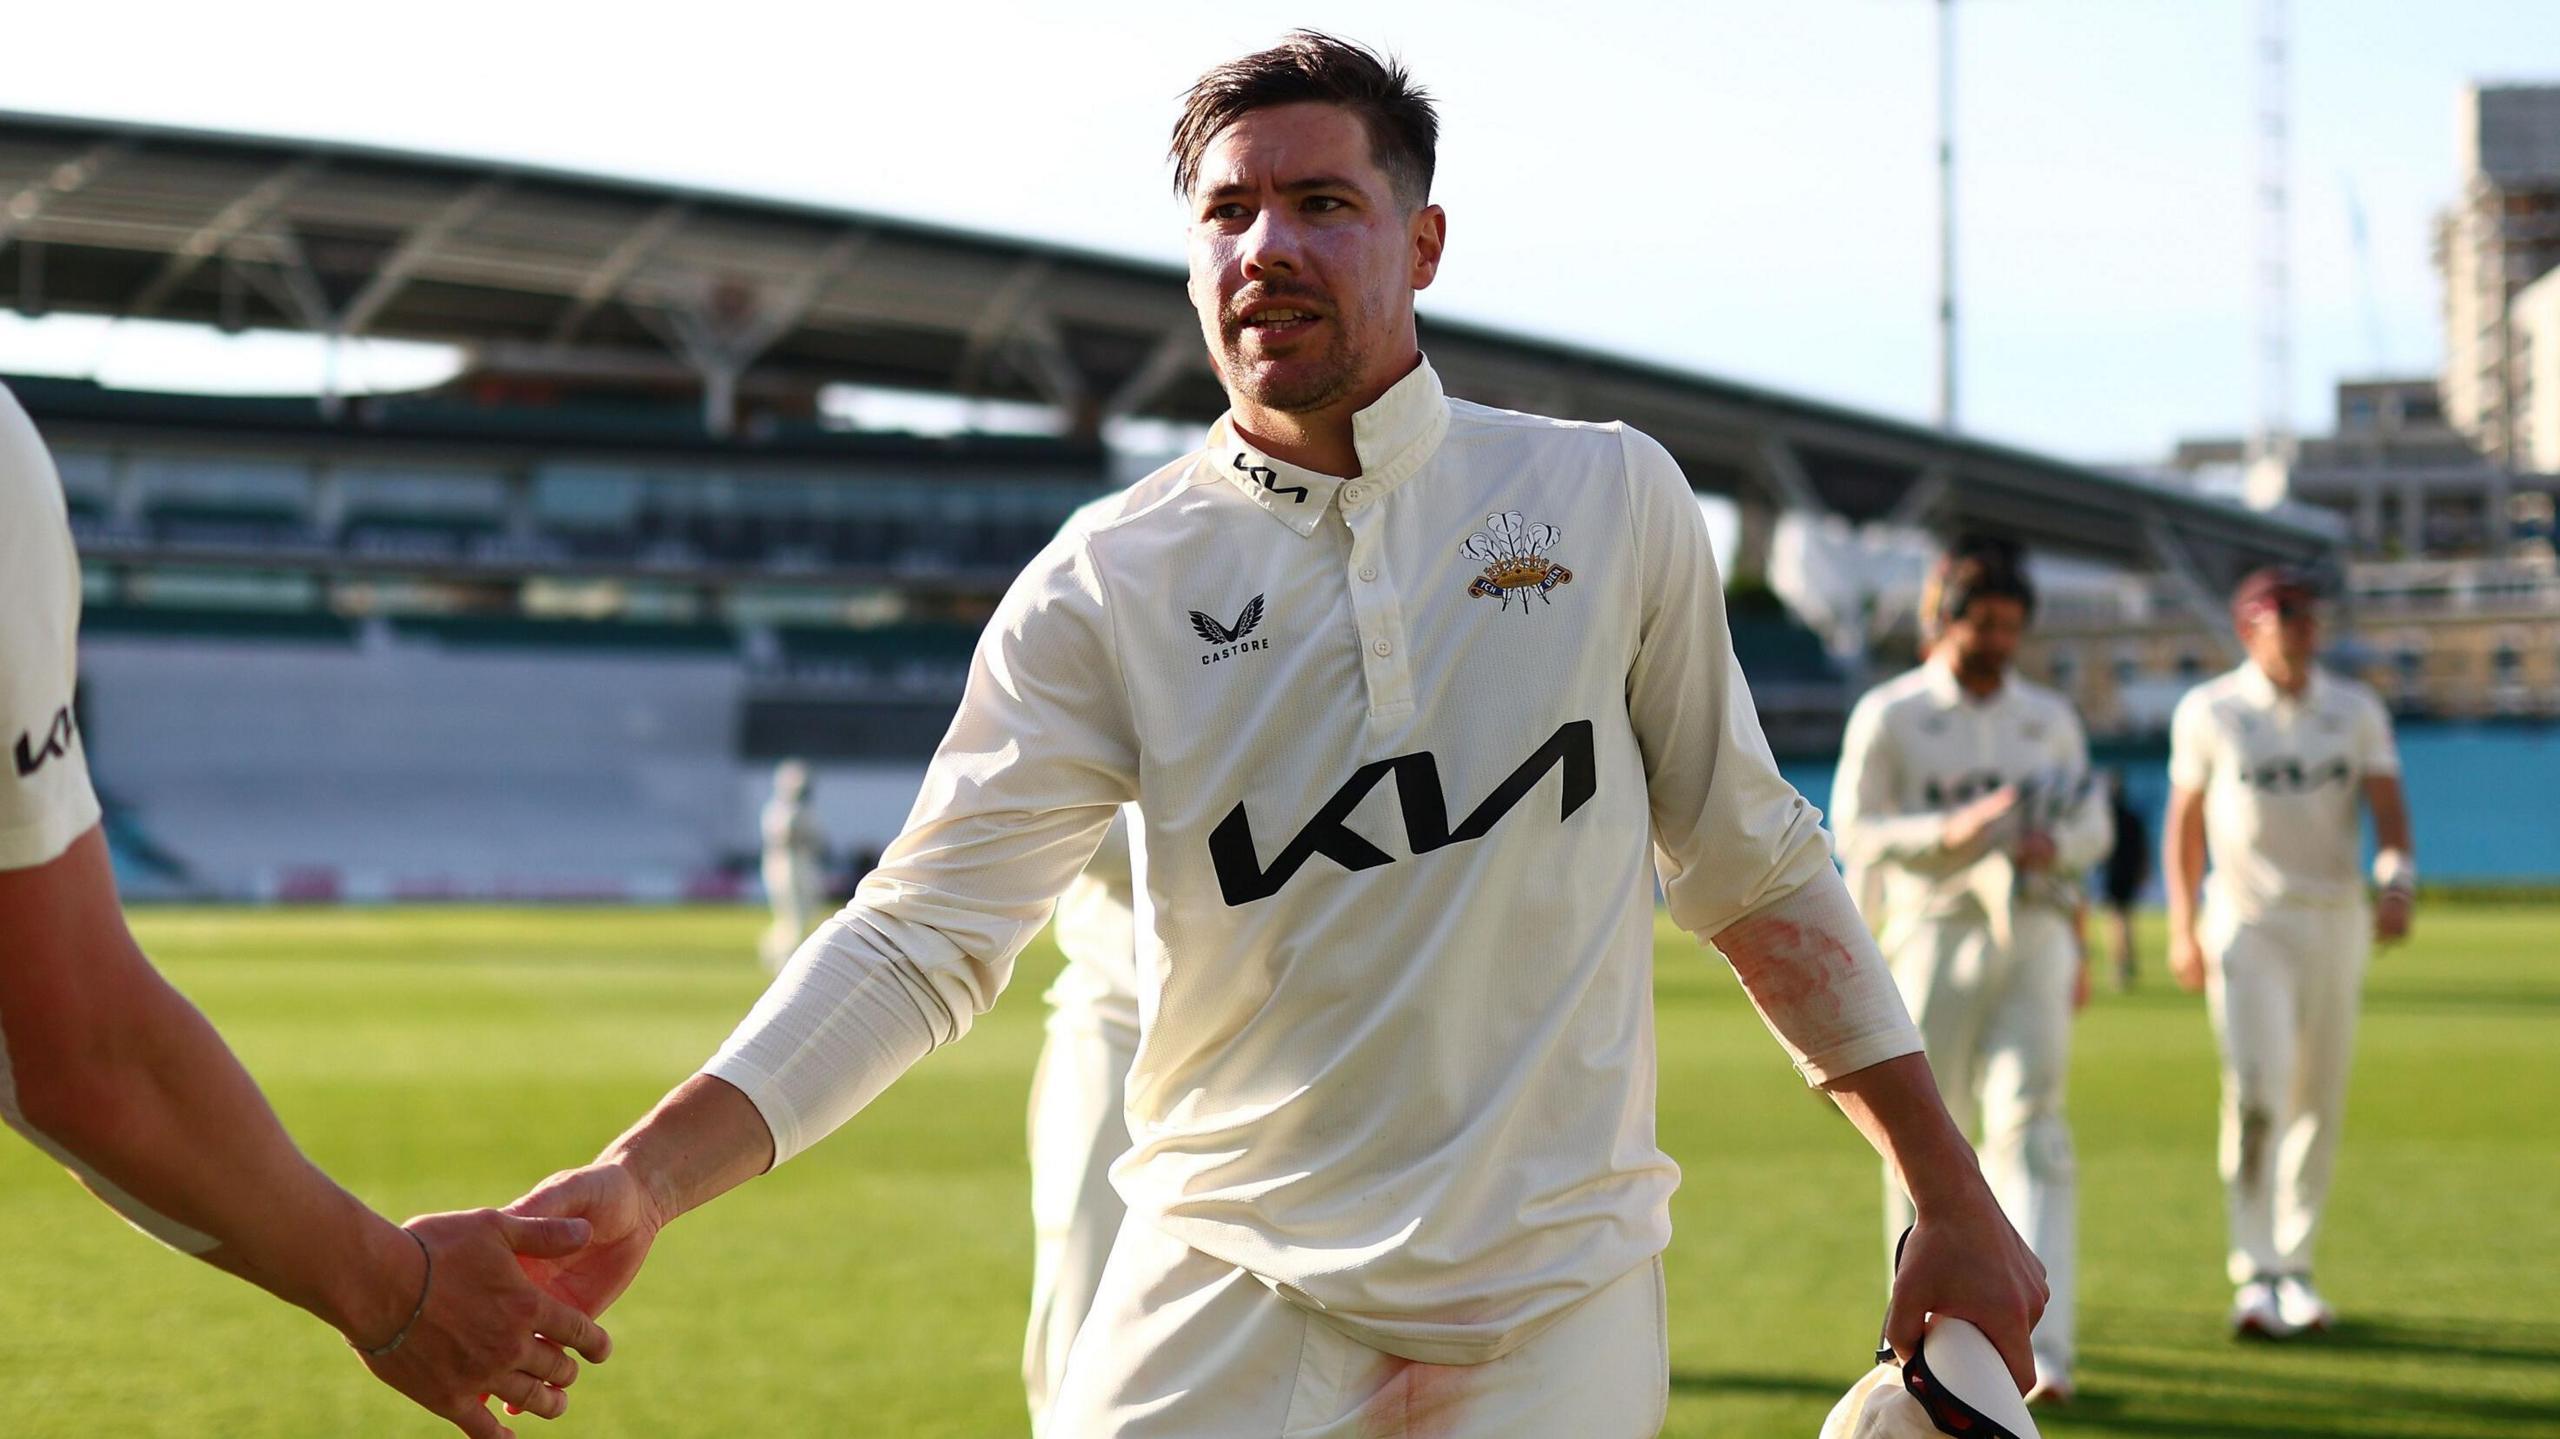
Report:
1025,1017,1138,1436
760,863,824,972
2202,898,2370,1285
1045,1210,1669,1439
1882,907,2077,1382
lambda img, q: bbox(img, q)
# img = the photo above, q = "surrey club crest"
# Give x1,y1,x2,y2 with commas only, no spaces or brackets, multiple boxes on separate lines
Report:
1463,512,1572,611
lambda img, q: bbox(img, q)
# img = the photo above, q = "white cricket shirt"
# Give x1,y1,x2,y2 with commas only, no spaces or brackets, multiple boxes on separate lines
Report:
2169,663,2398,918
1830,662,2112,934
0,385,101,872
1041,806,1141,1045
704,359,1919,1363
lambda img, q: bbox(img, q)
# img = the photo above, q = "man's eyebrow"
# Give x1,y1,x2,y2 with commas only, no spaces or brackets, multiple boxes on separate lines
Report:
1198,174,1374,203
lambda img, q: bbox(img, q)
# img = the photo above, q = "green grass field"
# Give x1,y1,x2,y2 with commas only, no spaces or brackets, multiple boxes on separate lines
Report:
2,904,2554,1438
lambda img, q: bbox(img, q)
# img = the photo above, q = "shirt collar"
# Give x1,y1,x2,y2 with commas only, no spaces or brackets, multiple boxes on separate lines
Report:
1205,357,1452,537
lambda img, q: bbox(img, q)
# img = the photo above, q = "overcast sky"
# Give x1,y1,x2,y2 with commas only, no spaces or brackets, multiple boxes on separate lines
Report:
6,0,2555,463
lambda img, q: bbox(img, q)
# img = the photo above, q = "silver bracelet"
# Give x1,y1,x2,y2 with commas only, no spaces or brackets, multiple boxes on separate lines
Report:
355,1228,434,1358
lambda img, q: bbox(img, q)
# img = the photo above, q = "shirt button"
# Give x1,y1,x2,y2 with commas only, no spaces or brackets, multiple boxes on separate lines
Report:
1358,565,1378,581
1373,638,1393,657
1343,485,1366,505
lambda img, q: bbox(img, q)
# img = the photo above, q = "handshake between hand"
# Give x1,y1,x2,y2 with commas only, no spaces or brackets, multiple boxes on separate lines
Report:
356,1164,663,1439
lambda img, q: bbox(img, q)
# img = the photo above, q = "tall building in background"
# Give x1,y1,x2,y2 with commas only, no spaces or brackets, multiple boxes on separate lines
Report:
2437,84,2560,465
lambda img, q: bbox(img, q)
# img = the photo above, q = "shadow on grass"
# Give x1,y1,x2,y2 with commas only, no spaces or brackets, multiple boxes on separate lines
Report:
2055,1309,2560,1437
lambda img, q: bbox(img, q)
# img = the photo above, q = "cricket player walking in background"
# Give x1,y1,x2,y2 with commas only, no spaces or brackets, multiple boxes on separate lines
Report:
2164,566,2414,1340
1832,535,2110,1407
758,759,827,972
1022,805,1139,1433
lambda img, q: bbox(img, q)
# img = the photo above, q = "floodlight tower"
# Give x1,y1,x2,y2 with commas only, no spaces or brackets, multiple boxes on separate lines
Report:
1937,0,1959,432
2248,0,2295,500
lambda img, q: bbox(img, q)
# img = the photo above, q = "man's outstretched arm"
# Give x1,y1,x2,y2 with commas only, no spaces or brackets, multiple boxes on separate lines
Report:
510,514,1140,1318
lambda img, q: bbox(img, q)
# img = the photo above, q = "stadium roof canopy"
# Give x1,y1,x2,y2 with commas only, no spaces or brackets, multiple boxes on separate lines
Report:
0,111,2339,599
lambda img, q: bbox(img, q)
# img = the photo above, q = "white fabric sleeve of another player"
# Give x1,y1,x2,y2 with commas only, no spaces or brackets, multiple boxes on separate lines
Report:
700,528,1138,1166
0,1017,219,1253
0,385,104,872
2047,702,2115,874
1708,866,1923,1085
1619,426,1837,937
2357,686,2402,778
1828,692,1960,870
2166,686,2216,793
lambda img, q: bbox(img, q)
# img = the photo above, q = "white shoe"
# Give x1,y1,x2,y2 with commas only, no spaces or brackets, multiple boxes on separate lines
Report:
2274,1275,2335,1333
2025,1371,2075,1407
2231,1278,2296,1339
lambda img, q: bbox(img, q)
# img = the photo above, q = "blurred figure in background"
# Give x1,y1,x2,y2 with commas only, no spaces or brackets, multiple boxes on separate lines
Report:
759,760,827,972
2100,770,2151,990
0,383,608,1439
1022,806,1140,1434
1832,534,2110,1408
2164,566,2414,1340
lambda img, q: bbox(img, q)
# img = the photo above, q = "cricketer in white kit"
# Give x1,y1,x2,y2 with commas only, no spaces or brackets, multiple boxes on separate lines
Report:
1831,537,2109,1406
758,760,828,972
2164,567,2413,1340
501,33,2049,1436
1023,806,1140,1433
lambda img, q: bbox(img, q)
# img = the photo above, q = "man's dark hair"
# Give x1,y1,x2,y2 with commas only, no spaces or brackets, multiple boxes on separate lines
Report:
1169,31,1439,209
1926,532,2036,628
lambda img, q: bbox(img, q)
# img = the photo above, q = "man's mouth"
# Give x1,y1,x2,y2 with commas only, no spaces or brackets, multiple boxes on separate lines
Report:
1237,305,1324,340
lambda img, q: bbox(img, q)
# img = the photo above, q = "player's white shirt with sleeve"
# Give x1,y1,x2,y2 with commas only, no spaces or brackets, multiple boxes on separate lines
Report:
0,386,101,871
2169,663,2400,918
702,360,1918,1365
1830,662,2113,937
0,382,216,1253
1040,806,1141,1044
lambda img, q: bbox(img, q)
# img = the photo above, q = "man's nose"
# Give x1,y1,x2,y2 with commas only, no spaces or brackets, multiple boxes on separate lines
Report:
1239,206,1302,278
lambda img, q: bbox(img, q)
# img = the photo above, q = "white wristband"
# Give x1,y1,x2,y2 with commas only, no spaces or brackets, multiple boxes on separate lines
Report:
2372,848,2415,894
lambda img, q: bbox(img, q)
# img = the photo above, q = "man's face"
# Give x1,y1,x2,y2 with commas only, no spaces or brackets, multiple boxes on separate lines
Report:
2239,594,2319,672
1940,595,2027,688
1185,102,1445,417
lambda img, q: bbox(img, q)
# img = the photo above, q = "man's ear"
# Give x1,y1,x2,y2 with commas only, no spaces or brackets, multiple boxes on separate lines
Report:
1410,204,1447,292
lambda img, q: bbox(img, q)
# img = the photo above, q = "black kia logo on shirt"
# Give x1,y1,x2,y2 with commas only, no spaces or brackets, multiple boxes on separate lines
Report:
1234,452,1308,505
13,705,76,778
1209,719,1597,906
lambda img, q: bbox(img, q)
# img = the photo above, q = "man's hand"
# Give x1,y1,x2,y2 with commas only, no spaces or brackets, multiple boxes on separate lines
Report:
504,1163,668,1321
1942,786,2020,853
1885,1186,2049,1393
352,1209,612,1439
2375,889,2414,944
2072,959,2092,1013
2013,829,2058,873
2168,926,2207,993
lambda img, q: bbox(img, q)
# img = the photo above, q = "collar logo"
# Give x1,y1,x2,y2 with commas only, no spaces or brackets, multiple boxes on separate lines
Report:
1463,512,1572,611
1190,593,1269,666
1234,451,1309,505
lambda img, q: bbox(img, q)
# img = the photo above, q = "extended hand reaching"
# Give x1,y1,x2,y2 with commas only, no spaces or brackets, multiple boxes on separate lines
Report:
504,1163,668,1323
353,1209,612,1439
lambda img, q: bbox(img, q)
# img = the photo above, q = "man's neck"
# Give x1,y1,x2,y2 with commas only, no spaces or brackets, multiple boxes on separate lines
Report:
1933,652,2005,701
2255,657,2311,697
1226,351,1424,480
1231,405,1361,479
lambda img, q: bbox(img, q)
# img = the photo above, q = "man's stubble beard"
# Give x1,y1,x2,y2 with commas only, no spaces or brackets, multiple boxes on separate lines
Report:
1219,326,1360,416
